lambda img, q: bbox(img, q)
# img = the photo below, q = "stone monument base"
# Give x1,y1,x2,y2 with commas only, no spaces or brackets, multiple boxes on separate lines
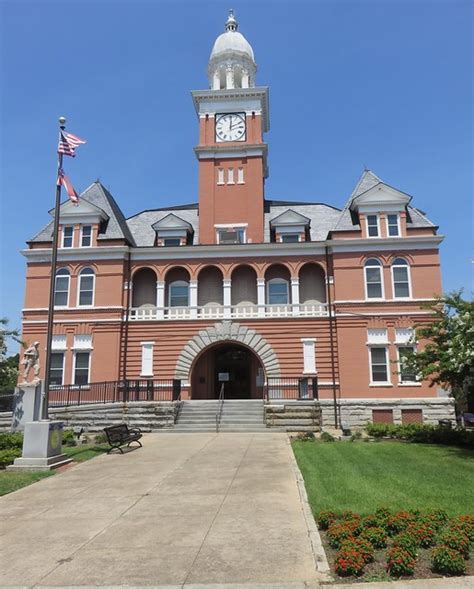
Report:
7,420,72,472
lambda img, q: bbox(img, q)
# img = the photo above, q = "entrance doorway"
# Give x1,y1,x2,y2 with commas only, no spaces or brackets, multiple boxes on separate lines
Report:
191,343,264,400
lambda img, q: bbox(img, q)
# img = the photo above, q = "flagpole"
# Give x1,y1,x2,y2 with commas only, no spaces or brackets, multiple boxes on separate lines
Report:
42,116,65,420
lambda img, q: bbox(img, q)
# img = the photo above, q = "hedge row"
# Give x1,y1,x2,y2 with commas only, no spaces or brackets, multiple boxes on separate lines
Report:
365,423,474,449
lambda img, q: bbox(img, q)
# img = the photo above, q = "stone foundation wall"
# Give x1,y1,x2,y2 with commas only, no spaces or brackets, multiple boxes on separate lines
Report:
264,400,321,432
320,397,455,429
0,401,179,433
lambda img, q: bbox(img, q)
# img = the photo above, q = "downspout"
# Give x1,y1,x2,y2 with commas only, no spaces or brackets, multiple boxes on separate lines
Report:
121,249,132,382
325,244,339,429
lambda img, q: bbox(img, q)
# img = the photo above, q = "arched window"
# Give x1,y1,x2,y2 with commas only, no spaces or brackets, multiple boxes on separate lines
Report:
78,267,95,306
267,278,289,305
392,258,411,298
169,280,189,307
54,269,70,307
364,258,384,299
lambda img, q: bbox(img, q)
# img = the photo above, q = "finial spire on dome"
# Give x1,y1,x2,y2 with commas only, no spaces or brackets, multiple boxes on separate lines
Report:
225,9,238,32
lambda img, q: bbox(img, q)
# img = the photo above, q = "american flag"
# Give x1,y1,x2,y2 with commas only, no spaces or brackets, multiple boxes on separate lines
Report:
57,168,79,203
57,131,86,157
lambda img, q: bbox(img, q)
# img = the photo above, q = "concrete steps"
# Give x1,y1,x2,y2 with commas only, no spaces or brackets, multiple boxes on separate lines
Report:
174,399,268,432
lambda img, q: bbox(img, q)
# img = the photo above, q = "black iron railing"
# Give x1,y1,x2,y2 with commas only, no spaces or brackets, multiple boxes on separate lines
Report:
215,383,225,432
0,391,15,412
48,379,182,408
264,377,319,401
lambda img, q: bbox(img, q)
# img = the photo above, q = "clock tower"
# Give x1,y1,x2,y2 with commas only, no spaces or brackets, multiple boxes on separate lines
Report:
192,10,269,244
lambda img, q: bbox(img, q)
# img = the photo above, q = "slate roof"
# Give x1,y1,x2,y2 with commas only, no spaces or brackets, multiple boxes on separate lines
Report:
332,170,435,233
265,201,341,242
127,205,199,246
29,182,136,245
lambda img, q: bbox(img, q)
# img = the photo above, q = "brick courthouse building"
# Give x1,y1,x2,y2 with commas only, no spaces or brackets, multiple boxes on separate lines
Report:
21,12,453,427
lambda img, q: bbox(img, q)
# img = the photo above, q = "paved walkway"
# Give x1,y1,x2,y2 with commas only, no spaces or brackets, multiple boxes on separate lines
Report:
0,433,323,587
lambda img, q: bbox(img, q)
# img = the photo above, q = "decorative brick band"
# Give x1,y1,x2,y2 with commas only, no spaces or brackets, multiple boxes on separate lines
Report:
174,320,281,380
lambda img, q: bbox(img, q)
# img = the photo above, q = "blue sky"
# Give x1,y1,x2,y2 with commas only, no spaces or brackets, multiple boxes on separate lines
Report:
0,0,472,334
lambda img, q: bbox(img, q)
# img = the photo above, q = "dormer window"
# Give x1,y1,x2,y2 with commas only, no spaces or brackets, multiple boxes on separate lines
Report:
62,226,74,248
217,227,246,244
269,209,310,244
281,234,300,243
80,225,92,247
163,237,181,247
366,215,379,237
152,213,193,247
387,214,400,237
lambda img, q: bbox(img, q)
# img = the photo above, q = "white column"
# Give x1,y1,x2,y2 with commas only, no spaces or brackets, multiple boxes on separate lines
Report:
156,281,165,319
241,70,249,88
291,277,300,316
189,280,198,318
213,70,220,90
257,278,266,317
226,65,234,89
223,279,231,318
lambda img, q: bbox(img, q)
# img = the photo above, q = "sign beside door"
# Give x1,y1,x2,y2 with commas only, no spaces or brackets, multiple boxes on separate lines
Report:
218,372,230,382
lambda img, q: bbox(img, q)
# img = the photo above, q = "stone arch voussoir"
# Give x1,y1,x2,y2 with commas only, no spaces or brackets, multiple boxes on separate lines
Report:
174,321,281,380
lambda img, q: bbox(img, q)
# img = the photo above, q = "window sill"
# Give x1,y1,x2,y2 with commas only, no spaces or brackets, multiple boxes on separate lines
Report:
369,383,393,387
140,374,154,378
398,382,422,387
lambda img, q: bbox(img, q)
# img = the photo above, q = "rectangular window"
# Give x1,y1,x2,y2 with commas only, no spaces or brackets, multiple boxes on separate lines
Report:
74,352,90,385
369,347,389,383
217,168,225,184
163,237,181,247
54,273,69,307
80,225,92,247
393,266,410,298
62,226,74,248
141,342,154,377
169,284,189,307
281,234,300,243
365,266,383,298
372,409,394,424
387,214,400,237
50,353,65,385
268,281,289,305
227,168,234,184
78,273,94,306
401,409,423,424
237,167,244,184
398,346,417,383
302,339,316,374
217,228,245,244
366,215,379,237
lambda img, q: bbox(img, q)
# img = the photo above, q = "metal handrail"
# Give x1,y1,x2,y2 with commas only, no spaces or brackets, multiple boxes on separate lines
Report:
215,383,225,433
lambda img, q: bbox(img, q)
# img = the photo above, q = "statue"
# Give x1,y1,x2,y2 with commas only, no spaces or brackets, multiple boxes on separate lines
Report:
20,342,40,385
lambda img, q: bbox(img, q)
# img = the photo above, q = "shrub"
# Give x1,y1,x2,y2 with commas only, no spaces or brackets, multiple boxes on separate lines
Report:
295,431,315,441
62,429,77,447
0,432,23,450
406,522,437,548
334,546,366,576
360,526,388,549
437,530,470,559
320,431,335,442
327,523,356,548
361,514,382,529
422,509,449,531
364,423,474,449
94,432,107,444
317,510,337,530
392,533,419,558
388,511,416,535
431,546,466,575
374,506,392,527
0,448,21,468
386,547,416,576
365,424,395,438
340,537,374,563
449,515,474,542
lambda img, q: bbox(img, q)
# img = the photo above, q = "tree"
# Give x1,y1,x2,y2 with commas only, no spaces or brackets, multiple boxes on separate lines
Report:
0,318,23,392
404,292,474,413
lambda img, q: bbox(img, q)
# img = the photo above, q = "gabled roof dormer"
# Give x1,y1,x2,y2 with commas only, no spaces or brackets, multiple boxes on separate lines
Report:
269,209,311,242
50,198,110,226
350,182,412,214
152,213,194,246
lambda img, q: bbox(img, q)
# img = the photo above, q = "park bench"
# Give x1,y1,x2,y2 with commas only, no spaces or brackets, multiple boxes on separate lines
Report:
104,424,143,454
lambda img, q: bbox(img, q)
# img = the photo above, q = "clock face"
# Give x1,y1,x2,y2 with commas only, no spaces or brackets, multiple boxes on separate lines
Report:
215,113,246,142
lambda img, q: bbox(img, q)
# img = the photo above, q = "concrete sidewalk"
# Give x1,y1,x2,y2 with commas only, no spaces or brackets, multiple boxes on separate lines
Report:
0,433,323,587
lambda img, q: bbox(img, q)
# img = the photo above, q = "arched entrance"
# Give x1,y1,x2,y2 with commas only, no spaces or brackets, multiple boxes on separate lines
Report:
191,342,265,400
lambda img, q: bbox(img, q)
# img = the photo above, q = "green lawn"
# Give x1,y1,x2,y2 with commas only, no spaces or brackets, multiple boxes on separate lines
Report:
0,443,108,496
293,441,474,516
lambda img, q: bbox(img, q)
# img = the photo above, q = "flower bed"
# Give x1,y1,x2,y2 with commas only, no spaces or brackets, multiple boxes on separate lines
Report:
318,509,474,581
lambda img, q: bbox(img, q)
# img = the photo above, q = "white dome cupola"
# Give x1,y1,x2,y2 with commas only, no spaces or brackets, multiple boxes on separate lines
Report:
208,9,257,90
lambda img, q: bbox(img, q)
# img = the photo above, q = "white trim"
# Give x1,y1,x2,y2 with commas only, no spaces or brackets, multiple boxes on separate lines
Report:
365,214,380,238
79,224,93,247
54,270,70,308
334,298,434,304
77,268,96,307
237,167,245,184
140,342,154,377
216,226,246,244
227,168,235,184
214,223,248,228
217,168,225,185
368,345,391,386
61,225,74,248
335,311,435,317
23,306,125,312
391,259,412,299
23,318,123,324
72,350,91,385
302,338,317,374
386,213,401,238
